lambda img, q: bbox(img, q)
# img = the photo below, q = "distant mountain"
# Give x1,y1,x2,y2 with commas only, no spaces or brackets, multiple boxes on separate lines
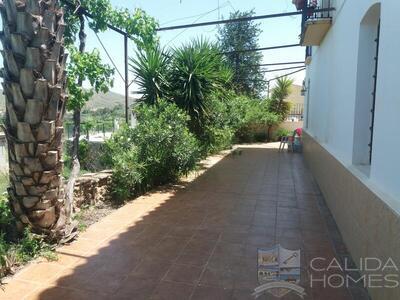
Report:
83,91,136,110
0,90,135,112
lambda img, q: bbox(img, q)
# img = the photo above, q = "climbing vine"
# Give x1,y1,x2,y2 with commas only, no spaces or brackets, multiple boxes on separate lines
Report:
66,47,114,110
61,0,159,111
60,0,158,211
62,0,158,48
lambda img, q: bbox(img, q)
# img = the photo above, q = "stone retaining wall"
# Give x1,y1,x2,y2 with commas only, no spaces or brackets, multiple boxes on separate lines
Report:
73,170,112,208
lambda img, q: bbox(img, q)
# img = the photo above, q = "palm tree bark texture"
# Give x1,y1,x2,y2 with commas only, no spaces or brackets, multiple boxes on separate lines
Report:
0,0,72,240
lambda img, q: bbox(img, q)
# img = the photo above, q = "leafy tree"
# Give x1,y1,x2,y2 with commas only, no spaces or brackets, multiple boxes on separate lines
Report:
65,47,113,193
61,0,158,222
66,46,114,142
218,10,265,97
66,48,114,111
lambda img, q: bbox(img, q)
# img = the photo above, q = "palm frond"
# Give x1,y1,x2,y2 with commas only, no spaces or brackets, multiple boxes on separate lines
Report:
169,38,233,125
129,46,171,105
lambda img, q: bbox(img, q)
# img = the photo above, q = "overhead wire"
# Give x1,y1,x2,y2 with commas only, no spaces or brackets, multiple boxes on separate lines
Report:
160,2,229,26
164,2,230,46
222,43,301,55
88,16,125,82
253,61,305,67
156,7,333,31
267,67,306,83
260,65,305,73
227,1,236,11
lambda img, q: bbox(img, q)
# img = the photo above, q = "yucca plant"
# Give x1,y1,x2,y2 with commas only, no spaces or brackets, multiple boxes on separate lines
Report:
130,46,171,105
169,39,232,133
269,76,293,121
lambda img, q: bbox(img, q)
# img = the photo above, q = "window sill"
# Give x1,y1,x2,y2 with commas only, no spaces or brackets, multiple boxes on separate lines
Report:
353,164,371,177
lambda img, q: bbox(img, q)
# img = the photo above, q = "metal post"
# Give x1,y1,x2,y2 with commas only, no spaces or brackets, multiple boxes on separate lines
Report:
124,34,129,123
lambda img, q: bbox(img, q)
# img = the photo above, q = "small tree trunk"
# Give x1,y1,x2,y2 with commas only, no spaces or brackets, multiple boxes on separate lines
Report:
2,0,74,240
267,125,272,142
72,109,81,162
65,12,86,220
86,126,90,141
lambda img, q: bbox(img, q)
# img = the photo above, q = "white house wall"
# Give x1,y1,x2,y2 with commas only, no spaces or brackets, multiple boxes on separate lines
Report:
370,1,400,207
305,0,400,207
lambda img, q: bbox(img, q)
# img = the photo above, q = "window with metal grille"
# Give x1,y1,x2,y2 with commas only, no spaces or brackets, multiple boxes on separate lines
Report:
369,20,380,164
352,3,381,171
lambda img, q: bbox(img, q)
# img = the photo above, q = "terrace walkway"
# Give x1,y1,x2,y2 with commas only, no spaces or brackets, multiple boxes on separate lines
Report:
2,143,368,300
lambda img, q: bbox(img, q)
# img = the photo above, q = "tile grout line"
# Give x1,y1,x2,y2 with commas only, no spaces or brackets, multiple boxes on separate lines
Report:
274,149,282,245
147,198,210,299
20,262,70,300
187,228,223,300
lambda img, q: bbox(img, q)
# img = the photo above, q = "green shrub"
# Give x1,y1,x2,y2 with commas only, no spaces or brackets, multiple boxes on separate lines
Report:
0,196,12,229
197,92,236,154
105,100,200,201
102,125,134,168
201,125,234,154
78,139,90,167
195,91,281,148
133,100,200,187
222,94,280,143
0,204,54,278
0,233,10,277
0,172,9,195
16,229,50,263
0,196,15,242
110,148,145,201
274,128,291,141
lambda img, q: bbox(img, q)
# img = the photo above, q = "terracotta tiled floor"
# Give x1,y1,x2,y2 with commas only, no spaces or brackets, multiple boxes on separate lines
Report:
1,144,369,300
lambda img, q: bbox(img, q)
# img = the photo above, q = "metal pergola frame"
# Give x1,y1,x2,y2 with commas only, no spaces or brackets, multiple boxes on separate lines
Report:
62,1,334,123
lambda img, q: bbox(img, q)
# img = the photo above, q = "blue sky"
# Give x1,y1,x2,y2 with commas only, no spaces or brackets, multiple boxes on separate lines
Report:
0,0,305,95
85,0,306,95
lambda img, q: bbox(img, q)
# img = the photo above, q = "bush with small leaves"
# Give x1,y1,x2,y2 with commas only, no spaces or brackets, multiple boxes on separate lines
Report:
111,148,145,202
105,100,200,201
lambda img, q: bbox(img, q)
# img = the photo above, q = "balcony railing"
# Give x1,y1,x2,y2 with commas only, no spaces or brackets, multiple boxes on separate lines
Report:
303,0,332,21
293,0,332,17
285,103,304,122
298,0,333,46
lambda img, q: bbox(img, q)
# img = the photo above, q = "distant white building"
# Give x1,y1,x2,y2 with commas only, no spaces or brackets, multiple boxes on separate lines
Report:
296,1,400,299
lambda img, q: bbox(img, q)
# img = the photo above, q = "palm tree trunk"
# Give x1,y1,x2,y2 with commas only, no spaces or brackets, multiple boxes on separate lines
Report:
1,0,73,240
